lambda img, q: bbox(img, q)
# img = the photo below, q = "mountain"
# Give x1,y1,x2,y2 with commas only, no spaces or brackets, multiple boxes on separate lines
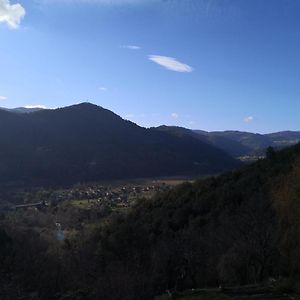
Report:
0,103,238,186
194,130,300,157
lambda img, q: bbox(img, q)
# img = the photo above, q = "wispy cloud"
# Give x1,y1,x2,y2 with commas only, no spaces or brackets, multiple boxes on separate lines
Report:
98,86,107,91
149,55,193,73
25,105,47,109
121,45,141,50
0,95,7,100
0,0,25,29
171,112,179,119
244,116,254,123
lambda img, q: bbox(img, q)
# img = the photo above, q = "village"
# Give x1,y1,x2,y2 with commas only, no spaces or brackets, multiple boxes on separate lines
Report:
3,179,186,238
11,180,173,212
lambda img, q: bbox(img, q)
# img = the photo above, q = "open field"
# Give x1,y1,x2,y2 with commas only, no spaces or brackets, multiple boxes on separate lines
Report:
76,175,198,188
69,199,98,209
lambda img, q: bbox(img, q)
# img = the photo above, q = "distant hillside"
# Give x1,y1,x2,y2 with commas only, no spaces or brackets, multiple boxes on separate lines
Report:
0,103,238,186
194,129,300,157
266,131,300,147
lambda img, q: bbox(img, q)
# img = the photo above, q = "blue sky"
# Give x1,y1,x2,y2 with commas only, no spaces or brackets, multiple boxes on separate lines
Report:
1,0,300,133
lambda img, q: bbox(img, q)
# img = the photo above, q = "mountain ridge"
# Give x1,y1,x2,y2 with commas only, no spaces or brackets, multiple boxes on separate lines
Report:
0,103,238,187
2,102,299,162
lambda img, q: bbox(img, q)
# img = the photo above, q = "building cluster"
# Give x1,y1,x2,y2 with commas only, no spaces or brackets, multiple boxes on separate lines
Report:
49,182,169,208
7,182,170,212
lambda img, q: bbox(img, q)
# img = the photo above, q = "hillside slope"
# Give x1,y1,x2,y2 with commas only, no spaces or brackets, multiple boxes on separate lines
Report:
69,142,300,299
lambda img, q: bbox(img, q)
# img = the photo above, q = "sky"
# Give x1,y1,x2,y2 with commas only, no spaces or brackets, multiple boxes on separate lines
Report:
1,0,300,133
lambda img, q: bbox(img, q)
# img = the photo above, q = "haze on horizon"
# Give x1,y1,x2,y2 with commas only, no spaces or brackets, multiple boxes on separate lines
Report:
1,0,300,133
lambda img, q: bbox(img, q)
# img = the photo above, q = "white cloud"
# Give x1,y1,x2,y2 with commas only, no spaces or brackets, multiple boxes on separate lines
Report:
121,45,141,50
149,55,193,73
171,112,179,119
244,116,254,123
0,95,7,100
0,0,25,29
25,105,47,109
98,86,107,91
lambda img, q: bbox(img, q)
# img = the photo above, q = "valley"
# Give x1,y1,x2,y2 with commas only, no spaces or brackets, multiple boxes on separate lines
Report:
2,1,300,299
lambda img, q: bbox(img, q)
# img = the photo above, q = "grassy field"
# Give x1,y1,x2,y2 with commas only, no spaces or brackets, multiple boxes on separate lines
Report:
70,199,98,209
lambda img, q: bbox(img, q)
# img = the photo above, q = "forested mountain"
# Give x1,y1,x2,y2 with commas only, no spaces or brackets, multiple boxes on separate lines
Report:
194,129,300,157
1,142,300,299
0,103,238,187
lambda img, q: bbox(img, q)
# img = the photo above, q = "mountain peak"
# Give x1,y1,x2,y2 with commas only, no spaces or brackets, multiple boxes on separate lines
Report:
55,102,124,124
60,102,110,114
73,102,100,108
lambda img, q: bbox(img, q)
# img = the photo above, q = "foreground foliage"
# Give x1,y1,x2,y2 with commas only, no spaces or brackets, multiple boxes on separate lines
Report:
1,144,300,299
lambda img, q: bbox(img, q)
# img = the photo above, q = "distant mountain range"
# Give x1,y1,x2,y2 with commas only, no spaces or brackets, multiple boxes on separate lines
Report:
0,103,238,186
156,125,300,159
194,129,300,158
0,107,45,114
2,106,298,157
